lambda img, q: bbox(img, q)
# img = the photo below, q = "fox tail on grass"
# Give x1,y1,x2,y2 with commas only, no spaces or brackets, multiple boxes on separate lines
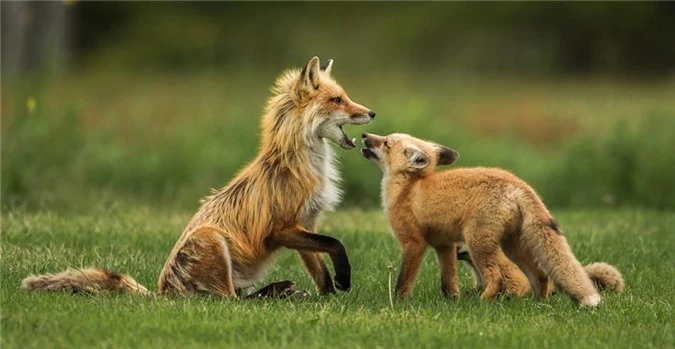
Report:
547,262,624,297
583,262,625,293
21,267,149,295
458,247,625,294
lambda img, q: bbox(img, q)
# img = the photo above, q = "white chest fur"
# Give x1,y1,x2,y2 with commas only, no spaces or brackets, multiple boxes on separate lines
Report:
301,141,342,224
380,174,389,214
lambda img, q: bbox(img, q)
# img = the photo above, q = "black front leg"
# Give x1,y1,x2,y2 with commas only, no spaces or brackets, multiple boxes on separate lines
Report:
272,227,351,292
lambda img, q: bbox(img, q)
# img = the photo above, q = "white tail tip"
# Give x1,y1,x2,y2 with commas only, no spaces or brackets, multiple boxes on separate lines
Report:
580,293,601,307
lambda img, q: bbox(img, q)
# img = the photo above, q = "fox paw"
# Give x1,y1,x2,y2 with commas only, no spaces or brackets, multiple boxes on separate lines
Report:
318,280,336,295
247,280,297,299
285,289,312,299
334,274,351,292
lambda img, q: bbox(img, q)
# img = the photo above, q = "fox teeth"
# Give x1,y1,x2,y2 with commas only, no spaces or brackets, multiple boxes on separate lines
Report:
351,138,356,145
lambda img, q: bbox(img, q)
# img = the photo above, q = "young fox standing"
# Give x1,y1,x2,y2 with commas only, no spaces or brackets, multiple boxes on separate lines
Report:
361,132,623,307
22,57,376,298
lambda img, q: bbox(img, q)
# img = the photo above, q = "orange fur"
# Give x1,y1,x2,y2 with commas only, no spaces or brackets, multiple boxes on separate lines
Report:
458,245,624,297
362,132,623,307
22,57,375,298
21,268,148,295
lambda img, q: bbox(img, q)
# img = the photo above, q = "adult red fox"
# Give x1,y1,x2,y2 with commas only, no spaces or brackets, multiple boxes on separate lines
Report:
22,57,376,298
360,132,623,307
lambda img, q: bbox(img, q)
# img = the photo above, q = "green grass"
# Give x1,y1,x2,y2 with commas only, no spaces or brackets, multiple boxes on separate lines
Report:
2,208,673,348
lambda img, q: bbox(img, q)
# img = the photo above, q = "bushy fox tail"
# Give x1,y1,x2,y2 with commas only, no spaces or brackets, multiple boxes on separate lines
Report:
21,267,149,295
521,222,602,307
458,248,624,297
583,262,624,293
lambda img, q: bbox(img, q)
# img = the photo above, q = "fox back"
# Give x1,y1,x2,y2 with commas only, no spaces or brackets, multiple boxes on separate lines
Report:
404,167,551,242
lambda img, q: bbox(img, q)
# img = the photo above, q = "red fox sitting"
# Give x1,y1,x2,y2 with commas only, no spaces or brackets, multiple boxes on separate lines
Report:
22,57,376,298
360,132,623,307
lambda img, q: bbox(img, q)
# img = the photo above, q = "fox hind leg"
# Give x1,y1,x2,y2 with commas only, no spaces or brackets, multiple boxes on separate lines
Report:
159,226,236,297
458,244,532,298
502,234,549,299
495,252,532,298
465,229,503,301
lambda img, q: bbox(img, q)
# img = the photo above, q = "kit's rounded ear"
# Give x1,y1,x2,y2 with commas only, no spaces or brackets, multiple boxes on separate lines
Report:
320,59,334,75
436,145,459,166
405,147,430,169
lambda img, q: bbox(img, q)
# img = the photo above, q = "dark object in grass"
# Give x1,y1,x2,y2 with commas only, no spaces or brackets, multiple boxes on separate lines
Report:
245,280,311,299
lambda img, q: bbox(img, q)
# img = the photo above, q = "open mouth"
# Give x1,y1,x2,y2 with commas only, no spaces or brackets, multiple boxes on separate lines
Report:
360,147,378,160
338,124,357,149
337,116,372,149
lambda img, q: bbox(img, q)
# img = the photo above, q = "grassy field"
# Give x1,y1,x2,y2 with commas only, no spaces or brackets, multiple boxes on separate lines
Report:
2,208,673,348
3,68,674,348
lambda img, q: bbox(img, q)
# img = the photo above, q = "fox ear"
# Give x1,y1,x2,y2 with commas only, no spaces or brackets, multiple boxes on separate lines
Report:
299,56,321,93
436,145,459,166
405,147,430,169
320,59,334,75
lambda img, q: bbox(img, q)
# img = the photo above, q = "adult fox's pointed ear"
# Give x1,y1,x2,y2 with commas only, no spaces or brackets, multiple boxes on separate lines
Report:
320,59,334,75
405,147,431,170
436,145,459,166
297,56,321,100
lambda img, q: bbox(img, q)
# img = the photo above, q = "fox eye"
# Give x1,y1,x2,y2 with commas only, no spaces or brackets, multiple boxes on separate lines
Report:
384,140,390,148
331,96,344,105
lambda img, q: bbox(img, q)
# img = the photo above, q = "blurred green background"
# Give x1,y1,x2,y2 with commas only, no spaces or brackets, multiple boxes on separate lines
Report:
3,2,675,212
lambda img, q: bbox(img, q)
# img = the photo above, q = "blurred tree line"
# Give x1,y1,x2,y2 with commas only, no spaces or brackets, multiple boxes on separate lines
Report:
3,1,675,78
3,2,675,211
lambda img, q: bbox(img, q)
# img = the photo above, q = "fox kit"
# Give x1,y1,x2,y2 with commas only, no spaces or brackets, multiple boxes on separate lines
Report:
361,132,623,307
22,57,376,298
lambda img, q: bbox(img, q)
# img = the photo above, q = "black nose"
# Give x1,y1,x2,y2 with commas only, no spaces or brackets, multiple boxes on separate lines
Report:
368,110,376,119
362,133,369,139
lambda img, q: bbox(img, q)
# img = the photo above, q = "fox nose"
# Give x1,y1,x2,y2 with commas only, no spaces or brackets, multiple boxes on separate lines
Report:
367,110,376,119
362,134,373,147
